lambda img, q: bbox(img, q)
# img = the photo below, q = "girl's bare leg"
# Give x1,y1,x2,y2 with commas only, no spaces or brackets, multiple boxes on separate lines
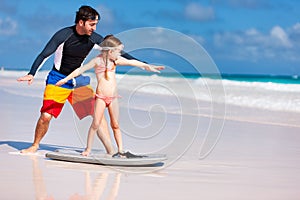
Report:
108,99,123,153
96,117,115,155
82,99,106,156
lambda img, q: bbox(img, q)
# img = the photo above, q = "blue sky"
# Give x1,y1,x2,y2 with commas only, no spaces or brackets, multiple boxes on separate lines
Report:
0,0,300,75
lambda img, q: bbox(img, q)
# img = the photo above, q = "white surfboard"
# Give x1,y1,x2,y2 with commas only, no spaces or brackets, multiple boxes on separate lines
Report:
45,149,167,166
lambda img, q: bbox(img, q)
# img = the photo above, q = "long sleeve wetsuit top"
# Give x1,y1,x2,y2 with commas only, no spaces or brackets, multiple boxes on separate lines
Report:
28,25,135,76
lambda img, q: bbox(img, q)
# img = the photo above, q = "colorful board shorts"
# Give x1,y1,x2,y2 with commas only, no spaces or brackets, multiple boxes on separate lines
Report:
41,70,95,119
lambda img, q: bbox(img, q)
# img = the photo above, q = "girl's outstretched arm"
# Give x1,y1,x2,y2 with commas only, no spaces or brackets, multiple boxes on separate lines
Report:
115,56,164,73
55,57,99,86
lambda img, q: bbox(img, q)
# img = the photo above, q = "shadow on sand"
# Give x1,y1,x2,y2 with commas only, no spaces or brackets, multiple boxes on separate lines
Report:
0,140,77,152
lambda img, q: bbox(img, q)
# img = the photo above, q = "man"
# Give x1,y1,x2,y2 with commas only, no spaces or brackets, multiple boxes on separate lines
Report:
17,5,134,154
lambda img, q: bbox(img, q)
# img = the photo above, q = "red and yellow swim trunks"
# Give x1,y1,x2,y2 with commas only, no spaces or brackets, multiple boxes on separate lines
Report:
40,70,95,119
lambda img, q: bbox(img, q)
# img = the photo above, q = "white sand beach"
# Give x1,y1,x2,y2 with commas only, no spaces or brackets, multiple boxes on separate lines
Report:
1,72,300,200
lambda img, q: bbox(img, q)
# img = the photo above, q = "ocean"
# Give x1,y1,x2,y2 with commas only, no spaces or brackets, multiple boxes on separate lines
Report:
116,70,300,114
1,68,300,114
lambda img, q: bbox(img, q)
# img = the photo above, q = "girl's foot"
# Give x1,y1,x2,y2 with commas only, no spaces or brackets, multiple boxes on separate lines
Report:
81,149,90,156
112,151,126,158
112,151,144,158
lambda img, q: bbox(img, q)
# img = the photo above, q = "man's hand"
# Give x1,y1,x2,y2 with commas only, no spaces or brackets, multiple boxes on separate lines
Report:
17,74,34,85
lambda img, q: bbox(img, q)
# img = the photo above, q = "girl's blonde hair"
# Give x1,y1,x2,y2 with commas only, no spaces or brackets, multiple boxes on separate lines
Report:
100,35,122,80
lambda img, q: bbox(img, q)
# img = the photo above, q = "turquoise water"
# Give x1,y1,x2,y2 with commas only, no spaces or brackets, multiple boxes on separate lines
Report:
2,67,300,85
117,70,300,85
220,74,300,84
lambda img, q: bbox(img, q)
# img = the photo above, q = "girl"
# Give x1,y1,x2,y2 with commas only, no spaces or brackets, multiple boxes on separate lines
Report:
56,35,164,157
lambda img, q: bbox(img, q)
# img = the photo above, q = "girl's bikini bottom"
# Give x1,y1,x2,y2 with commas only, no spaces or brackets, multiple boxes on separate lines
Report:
95,94,121,107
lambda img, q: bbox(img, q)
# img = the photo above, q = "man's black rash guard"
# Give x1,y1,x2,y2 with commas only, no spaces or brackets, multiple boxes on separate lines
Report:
28,25,137,76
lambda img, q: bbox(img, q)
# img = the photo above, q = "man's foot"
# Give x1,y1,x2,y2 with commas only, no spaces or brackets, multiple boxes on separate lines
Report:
20,145,39,154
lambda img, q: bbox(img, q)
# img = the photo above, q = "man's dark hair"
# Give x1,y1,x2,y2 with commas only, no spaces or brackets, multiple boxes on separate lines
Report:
75,5,100,23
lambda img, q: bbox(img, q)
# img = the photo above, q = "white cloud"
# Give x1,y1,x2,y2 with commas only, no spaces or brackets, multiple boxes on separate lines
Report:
290,22,300,33
288,22,300,44
270,26,292,48
245,28,259,36
0,17,17,35
213,24,299,62
185,3,215,21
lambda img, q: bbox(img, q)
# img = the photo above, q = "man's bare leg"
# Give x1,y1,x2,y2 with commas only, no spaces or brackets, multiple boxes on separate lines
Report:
21,112,53,153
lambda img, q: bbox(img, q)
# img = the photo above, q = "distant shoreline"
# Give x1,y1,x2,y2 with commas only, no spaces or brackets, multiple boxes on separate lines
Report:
2,67,299,84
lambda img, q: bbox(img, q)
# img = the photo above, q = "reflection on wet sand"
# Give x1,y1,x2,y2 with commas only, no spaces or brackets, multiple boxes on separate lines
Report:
30,156,121,200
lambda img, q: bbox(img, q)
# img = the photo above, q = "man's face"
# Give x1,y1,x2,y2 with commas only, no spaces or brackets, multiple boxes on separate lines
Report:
81,16,99,35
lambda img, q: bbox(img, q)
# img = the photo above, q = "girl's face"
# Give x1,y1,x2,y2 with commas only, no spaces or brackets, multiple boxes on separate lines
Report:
109,45,123,61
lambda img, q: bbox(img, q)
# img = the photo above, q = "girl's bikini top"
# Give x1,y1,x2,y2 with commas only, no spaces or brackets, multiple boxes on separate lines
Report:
94,55,116,74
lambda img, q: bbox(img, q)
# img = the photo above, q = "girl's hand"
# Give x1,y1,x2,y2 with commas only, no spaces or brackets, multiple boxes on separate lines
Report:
55,79,67,86
145,65,165,73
